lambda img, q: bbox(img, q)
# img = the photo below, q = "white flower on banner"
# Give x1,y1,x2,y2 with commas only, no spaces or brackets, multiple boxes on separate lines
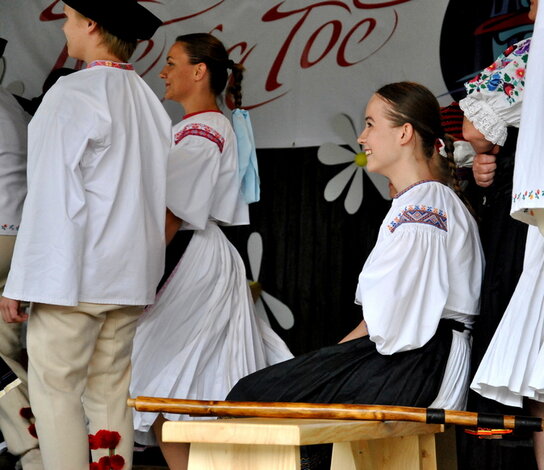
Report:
318,113,391,214
247,232,294,330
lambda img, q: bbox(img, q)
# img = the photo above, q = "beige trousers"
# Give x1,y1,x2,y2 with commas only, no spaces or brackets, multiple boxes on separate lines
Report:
0,235,42,470
27,302,142,470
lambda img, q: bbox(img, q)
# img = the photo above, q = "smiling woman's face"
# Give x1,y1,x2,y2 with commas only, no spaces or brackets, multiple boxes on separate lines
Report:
357,94,404,179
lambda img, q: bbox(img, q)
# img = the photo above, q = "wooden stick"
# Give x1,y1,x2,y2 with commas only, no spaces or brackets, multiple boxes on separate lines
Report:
127,396,543,432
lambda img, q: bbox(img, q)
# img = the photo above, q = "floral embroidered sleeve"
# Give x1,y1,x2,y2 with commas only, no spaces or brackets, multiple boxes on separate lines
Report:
459,38,530,146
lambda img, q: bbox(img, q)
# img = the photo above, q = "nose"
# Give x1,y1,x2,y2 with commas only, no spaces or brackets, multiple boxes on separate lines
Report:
159,66,167,79
357,129,367,146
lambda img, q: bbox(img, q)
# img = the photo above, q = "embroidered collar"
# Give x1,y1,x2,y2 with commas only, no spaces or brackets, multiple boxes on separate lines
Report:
87,60,134,71
393,180,442,199
183,110,223,120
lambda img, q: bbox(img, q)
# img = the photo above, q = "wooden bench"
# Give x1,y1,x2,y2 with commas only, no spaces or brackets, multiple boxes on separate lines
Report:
162,417,456,470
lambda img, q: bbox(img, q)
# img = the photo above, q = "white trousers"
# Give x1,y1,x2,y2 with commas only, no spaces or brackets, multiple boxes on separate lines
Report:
27,302,142,470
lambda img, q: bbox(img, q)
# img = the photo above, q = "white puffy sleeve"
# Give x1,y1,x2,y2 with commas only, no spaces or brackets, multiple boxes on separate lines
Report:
356,221,449,355
166,126,222,231
458,38,530,146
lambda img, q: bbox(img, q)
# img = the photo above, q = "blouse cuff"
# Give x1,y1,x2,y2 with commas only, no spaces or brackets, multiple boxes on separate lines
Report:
459,96,507,146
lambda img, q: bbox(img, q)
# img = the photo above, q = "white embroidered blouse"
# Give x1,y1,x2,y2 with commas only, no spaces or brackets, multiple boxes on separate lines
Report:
166,111,249,230
4,62,172,306
355,181,484,355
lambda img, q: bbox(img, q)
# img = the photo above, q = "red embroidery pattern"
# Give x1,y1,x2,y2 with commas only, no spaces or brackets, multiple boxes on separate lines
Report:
174,123,225,152
388,205,448,233
87,61,134,71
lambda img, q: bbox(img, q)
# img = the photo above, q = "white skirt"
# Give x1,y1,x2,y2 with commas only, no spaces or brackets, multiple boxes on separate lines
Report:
430,329,472,410
130,221,293,444
471,225,544,407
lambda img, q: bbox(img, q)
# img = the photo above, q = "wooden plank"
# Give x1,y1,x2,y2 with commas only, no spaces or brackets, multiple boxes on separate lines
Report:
162,419,444,446
419,433,438,470
187,443,300,470
330,440,374,470
162,418,440,445
331,432,440,470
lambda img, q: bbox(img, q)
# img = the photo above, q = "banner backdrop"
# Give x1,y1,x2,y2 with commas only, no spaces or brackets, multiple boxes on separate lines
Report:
0,0,453,148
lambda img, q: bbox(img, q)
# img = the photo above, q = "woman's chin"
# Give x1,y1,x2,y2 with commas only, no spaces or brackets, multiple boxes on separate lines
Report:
365,161,378,175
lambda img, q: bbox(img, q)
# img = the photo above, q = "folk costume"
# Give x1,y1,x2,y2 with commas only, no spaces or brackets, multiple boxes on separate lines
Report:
456,38,532,414
228,181,483,411
0,82,42,469
131,111,292,445
2,3,171,469
471,9,544,407
459,38,530,147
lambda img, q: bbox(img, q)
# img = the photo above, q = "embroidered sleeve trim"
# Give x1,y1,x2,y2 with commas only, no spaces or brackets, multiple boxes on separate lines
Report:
0,224,19,232
513,188,543,204
174,123,225,152
388,205,448,233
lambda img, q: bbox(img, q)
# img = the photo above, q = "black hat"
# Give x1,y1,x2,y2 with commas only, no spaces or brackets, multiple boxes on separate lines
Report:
0,38,6,58
63,0,162,41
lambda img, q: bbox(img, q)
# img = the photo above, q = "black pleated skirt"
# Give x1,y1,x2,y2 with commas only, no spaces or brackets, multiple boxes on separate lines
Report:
227,319,460,408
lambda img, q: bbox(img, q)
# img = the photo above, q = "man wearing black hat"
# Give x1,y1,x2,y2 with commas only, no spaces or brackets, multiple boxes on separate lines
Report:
0,38,43,470
0,2,171,470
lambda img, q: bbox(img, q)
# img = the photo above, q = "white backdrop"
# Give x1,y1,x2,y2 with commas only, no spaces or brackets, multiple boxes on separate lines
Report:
0,0,451,148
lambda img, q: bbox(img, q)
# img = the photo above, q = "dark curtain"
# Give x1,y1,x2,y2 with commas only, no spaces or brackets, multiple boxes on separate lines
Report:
224,146,390,355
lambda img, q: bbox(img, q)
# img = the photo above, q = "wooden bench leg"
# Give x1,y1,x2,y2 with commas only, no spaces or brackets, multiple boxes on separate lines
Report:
330,441,373,470
331,433,439,470
187,442,301,470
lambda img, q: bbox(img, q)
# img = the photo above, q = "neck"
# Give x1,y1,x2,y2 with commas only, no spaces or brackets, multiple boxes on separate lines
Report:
180,92,219,116
82,45,124,65
387,154,435,195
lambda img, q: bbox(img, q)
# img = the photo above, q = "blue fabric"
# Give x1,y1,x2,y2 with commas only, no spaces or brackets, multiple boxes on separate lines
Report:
232,109,260,203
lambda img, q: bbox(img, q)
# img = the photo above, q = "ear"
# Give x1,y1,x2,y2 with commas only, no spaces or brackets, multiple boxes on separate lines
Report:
399,122,414,145
194,62,207,81
87,19,99,34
